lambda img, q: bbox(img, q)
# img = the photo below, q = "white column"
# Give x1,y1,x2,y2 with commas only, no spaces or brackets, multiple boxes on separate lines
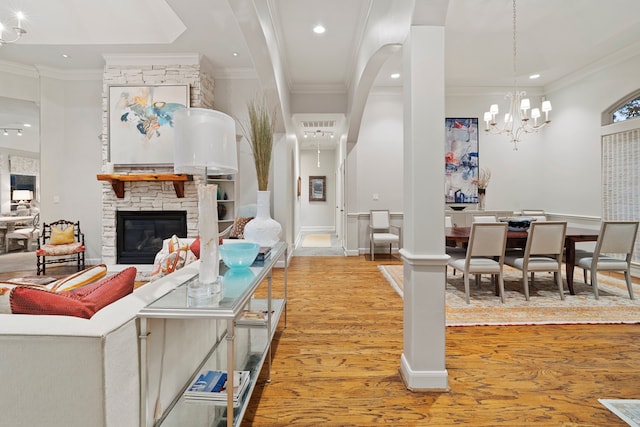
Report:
399,25,448,390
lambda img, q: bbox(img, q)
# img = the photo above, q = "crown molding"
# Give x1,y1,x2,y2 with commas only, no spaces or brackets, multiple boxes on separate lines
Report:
35,66,102,81
102,53,200,66
0,60,39,78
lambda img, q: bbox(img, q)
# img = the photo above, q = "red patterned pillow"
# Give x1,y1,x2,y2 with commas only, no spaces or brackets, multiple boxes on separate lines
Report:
190,237,200,258
10,267,136,319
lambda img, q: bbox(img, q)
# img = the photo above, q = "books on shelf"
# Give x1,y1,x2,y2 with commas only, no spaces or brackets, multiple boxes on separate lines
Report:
253,246,271,266
237,309,269,325
184,370,250,405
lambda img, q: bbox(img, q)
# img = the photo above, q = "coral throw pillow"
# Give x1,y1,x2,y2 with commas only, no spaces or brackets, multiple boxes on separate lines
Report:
230,217,254,239
10,267,136,319
50,225,75,245
190,237,200,259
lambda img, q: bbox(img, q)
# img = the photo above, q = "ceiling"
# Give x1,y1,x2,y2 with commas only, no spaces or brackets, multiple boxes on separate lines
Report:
2,0,640,150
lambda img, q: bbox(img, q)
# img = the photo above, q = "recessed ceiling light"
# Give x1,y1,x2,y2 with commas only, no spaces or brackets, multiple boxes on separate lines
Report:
23,123,31,127
390,73,400,79
62,54,69,59
232,52,239,57
313,25,326,34
529,73,540,79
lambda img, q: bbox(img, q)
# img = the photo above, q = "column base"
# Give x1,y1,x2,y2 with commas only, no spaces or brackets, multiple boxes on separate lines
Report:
400,354,449,391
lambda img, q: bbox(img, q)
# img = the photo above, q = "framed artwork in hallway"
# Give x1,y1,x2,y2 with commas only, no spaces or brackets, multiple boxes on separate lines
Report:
309,176,326,201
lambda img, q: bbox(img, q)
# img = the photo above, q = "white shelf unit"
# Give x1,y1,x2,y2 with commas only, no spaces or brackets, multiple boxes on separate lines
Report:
207,175,236,233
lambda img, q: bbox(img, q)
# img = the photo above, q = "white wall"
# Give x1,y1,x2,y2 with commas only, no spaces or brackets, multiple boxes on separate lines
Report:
354,90,404,213
39,75,103,261
212,77,262,209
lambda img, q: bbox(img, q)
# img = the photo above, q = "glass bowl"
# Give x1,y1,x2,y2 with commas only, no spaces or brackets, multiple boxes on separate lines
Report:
219,242,261,268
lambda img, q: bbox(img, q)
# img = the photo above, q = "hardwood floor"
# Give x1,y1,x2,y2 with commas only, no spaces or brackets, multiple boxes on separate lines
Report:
244,255,639,426
1,254,637,426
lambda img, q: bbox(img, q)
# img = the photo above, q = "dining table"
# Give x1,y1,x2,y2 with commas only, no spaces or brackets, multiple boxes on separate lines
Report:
445,226,600,295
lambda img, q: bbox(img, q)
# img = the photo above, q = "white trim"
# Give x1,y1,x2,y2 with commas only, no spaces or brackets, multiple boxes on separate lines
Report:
0,60,39,78
102,53,200,66
400,354,449,391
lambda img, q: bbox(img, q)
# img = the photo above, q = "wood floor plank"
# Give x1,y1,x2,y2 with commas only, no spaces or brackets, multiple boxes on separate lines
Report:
245,255,638,426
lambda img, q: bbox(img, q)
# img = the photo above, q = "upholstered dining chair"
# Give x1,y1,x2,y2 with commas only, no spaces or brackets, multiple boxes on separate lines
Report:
445,215,464,275
369,210,401,261
5,213,40,253
36,219,86,275
472,215,498,223
576,221,638,300
504,221,567,301
447,222,509,304
521,209,547,222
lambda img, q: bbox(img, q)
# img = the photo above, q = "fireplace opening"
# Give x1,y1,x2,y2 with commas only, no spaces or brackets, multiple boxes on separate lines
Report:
116,210,187,264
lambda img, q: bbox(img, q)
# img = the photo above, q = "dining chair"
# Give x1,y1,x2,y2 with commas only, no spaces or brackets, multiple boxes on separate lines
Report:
521,209,547,222
472,215,498,223
445,215,464,275
576,221,638,300
504,221,567,300
447,222,509,304
369,210,401,261
5,213,40,253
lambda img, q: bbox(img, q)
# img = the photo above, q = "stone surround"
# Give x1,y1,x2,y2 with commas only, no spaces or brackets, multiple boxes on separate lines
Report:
99,56,214,265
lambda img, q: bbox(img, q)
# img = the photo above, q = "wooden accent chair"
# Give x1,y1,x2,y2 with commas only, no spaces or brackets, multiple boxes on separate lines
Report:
36,219,86,275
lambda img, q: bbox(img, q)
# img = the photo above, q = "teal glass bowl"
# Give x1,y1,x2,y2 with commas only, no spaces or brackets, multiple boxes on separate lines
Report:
219,242,261,268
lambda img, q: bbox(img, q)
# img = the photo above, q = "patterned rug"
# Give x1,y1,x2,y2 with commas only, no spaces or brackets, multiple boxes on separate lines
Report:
379,265,640,326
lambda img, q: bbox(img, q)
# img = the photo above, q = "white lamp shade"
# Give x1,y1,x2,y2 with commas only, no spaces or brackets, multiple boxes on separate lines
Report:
12,190,32,201
541,100,552,112
520,98,530,110
489,104,499,115
173,108,238,175
531,108,541,119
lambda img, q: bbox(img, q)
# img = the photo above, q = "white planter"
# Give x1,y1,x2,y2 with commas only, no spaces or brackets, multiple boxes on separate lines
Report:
243,190,282,247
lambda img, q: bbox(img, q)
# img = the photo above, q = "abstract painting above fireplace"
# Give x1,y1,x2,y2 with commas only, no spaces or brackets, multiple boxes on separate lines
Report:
116,210,187,264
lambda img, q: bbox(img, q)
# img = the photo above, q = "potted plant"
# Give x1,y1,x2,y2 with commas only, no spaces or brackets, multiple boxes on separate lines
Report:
241,98,282,246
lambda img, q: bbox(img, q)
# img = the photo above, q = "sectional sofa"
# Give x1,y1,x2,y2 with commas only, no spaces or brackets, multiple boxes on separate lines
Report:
0,261,222,427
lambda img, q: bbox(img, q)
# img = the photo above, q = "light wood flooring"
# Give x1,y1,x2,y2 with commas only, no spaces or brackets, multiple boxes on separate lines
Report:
244,255,639,426
1,255,638,426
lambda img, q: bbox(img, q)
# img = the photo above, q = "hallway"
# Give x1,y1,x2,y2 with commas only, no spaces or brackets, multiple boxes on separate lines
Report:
293,231,343,257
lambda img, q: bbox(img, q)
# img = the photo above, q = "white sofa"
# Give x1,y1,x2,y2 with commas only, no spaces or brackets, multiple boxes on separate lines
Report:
0,261,223,427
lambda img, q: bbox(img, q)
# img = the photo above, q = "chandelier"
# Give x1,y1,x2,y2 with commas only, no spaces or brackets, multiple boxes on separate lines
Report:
0,11,27,46
483,0,552,150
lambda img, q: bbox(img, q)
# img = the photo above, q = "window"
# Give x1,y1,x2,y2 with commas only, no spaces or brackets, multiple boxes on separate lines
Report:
613,96,640,123
602,88,640,125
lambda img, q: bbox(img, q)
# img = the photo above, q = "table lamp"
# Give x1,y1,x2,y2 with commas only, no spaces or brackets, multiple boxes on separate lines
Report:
174,108,238,300
12,190,33,214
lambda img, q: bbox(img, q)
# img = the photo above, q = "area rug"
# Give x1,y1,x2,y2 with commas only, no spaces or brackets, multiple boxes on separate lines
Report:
379,265,640,326
301,234,332,248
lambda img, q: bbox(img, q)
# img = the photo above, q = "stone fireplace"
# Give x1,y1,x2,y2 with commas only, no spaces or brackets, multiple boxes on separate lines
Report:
100,176,200,267
116,210,187,264
98,54,215,269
